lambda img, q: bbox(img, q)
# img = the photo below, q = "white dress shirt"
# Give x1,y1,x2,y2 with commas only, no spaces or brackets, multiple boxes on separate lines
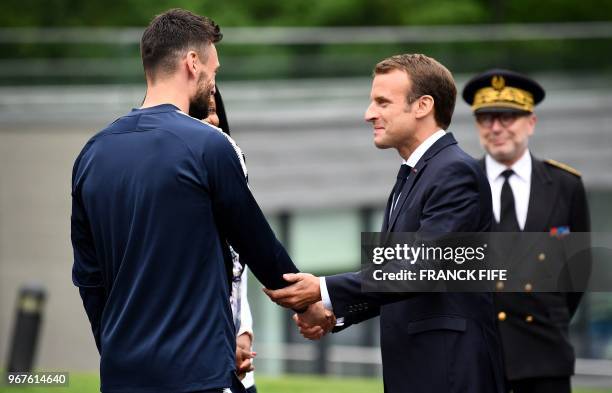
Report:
404,129,447,167
485,150,532,230
321,130,447,318
237,268,255,388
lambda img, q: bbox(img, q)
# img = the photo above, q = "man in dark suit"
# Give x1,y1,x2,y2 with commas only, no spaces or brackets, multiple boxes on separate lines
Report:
265,54,505,393
71,9,300,393
462,69,591,393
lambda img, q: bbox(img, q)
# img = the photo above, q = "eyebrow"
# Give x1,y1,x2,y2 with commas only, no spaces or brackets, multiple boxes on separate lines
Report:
373,96,391,104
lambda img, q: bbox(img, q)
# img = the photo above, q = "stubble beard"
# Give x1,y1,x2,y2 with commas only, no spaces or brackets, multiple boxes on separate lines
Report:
189,74,214,120
486,142,526,166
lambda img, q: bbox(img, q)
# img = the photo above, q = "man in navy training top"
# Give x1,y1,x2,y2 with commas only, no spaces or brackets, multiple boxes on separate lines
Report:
71,9,302,393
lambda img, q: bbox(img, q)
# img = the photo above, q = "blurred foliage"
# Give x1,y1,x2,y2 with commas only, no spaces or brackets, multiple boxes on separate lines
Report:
2,38,611,85
1,0,611,85
1,0,612,27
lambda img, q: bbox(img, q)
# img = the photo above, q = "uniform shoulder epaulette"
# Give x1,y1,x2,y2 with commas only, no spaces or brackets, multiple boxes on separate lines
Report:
544,159,581,177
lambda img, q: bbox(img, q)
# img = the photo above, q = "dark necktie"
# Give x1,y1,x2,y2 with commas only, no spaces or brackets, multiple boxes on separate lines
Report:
391,164,411,213
498,169,520,232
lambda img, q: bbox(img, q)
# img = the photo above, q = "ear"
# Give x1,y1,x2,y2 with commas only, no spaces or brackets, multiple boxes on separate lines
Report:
414,95,435,119
186,50,199,79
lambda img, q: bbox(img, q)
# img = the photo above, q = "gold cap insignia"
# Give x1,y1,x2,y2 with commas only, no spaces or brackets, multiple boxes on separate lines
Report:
472,75,534,113
491,75,505,91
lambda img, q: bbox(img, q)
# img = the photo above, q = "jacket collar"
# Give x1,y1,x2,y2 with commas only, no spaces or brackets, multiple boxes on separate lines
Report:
387,132,458,231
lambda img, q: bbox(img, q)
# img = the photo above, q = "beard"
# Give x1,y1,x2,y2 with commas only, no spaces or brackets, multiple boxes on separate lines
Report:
189,74,214,120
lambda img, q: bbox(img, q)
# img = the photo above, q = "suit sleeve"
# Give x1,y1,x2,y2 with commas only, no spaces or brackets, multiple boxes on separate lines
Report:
327,162,484,322
203,131,299,289
71,147,105,353
326,272,384,329
566,178,591,316
419,161,483,233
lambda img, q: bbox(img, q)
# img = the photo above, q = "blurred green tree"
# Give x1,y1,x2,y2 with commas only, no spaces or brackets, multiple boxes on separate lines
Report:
1,0,611,27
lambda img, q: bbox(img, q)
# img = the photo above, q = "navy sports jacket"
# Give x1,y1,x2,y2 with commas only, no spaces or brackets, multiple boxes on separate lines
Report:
71,104,298,393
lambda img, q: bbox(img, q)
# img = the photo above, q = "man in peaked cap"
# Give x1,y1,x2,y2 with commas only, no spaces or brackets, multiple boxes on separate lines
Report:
463,69,591,393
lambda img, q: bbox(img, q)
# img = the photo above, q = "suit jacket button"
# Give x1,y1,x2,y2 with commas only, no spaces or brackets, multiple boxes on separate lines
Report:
525,315,534,323
498,311,507,321
524,283,533,292
538,253,546,261
496,281,504,291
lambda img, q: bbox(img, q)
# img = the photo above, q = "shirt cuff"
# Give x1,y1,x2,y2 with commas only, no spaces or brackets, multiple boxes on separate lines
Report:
237,327,253,339
320,277,344,327
320,276,333,311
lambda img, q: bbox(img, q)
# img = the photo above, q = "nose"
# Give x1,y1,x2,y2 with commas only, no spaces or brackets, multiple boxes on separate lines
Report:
364,102,377,123
490,117,504,132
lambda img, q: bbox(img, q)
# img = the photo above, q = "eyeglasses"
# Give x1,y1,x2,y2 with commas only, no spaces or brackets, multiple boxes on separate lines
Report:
475,112,526,128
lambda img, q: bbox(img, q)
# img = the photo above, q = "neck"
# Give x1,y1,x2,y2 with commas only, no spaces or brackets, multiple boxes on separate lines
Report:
141,78,190,114
397,122,441,160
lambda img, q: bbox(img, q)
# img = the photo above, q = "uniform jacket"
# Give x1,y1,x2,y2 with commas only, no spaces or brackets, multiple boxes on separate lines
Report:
326,133,505,393
481,156,591,381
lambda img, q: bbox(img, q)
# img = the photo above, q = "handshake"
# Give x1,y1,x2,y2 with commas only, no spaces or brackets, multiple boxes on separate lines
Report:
263,273,337,340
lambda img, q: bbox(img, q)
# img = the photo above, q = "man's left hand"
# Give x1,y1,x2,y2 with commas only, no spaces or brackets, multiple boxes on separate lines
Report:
235,332,255,380
293,301,336,340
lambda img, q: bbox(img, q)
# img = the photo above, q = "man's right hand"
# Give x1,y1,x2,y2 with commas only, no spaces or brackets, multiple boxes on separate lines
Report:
263,273,321,310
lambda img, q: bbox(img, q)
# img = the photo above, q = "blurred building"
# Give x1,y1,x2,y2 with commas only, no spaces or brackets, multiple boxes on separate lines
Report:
1,25,612,388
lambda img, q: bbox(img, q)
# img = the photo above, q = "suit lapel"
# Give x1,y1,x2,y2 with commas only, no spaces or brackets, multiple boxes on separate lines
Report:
524,156,556,232
387,161,426,231
386,133,458,232
515,156,557,260
381,189,394,232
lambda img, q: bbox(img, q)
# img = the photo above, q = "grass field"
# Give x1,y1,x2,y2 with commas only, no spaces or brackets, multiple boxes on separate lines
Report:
0,373,611,393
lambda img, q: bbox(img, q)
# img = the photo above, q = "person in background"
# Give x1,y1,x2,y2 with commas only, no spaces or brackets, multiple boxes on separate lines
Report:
203,88,258,393
462,69,591,393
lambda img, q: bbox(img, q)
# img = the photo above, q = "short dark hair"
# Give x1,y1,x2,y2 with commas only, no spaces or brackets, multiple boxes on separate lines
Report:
374,54,457,130
140,8,222,81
